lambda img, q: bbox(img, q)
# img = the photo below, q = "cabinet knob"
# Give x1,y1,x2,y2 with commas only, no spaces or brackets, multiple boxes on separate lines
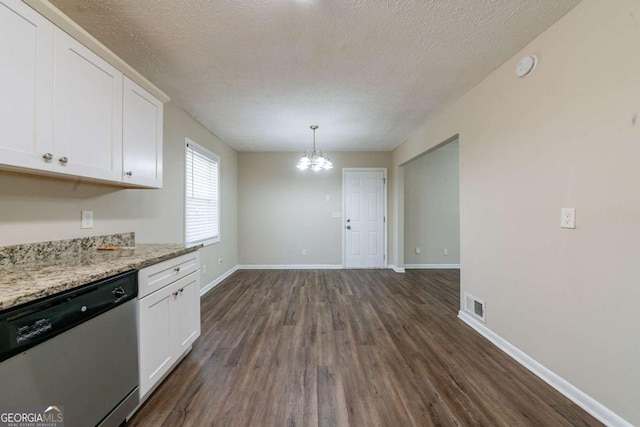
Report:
125,171,133,176
174,267,180,273
172,291,179,297
58,156,69,164
42,153,53,161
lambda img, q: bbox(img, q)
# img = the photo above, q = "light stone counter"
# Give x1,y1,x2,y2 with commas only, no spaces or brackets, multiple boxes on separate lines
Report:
0,234,201,312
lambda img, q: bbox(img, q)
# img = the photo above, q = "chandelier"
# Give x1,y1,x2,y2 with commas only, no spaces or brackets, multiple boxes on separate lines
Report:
296,125,333,171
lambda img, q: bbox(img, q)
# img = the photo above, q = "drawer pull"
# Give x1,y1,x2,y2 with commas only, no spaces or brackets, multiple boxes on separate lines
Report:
174,267,181,273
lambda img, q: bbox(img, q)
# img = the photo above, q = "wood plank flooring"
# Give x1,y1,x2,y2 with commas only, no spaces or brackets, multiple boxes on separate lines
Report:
128,269,602,427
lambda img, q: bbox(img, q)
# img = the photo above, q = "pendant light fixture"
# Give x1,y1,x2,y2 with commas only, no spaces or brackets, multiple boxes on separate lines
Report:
296,125,333,171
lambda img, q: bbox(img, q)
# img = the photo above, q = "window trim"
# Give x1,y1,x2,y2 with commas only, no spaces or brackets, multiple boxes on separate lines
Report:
185,138,221,247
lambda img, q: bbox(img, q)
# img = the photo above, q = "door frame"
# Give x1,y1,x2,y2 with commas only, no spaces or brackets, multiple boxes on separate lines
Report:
342,168,388,268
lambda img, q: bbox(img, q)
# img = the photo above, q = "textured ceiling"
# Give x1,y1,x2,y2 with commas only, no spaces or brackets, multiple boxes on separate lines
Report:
50,0,581,152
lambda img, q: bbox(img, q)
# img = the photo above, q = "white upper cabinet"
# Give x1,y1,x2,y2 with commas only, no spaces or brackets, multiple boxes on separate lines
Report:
53,29,123,182
0,0,165,187
123,77,163,188
0,0,54,171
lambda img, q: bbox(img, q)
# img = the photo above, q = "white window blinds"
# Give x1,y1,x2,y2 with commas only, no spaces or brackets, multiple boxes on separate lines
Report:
185,139,220,246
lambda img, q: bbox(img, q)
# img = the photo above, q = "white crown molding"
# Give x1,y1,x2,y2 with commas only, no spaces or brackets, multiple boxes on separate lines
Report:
457,311,633,427
22,0,169,102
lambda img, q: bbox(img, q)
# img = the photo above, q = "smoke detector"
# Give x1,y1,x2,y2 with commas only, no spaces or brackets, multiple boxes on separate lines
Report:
516,55,537,77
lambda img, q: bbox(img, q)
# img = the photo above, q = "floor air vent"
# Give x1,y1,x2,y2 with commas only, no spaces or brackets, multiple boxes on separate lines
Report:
464,292,486,322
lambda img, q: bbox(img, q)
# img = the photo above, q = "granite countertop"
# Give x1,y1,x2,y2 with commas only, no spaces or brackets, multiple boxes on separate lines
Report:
0,243,201,312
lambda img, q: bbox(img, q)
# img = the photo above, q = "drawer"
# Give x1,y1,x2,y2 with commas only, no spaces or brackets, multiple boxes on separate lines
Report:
138,251,200,299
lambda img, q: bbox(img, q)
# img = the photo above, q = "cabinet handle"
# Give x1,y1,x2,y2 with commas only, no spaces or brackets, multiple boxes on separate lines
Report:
174,267,180,273
42,153,53,160
58,156,69,164
125,171,133,176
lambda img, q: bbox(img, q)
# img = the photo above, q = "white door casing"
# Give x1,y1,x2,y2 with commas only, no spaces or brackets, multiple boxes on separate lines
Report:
343,169,387,268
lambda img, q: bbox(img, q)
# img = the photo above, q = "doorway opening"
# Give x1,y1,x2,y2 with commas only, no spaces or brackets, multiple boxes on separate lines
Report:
403,138,460,270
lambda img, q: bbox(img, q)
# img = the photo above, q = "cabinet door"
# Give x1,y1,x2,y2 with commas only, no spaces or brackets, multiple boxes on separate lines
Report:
53,29,122,182
0,0,53,170
138,284,174,399
171,272,201,358
123,77,163,188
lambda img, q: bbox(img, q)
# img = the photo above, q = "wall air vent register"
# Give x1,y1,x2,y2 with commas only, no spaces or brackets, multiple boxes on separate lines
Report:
464,292,486,322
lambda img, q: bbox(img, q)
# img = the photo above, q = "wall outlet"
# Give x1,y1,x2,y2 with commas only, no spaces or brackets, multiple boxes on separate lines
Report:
217,257,223,265
202,264,207,274
302,248,307,256
81,210,93,229
332,211,342,218
415,247,421,254
561,208,576,229
444,248,449,256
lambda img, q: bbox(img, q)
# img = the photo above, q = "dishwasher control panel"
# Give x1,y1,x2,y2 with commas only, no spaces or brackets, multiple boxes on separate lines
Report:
16,318,53,344
0,270,137,363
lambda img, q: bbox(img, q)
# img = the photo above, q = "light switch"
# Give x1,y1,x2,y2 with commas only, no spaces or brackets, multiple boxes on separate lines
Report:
325,194,330,202
81,210,93,229
415,247,421,254
560,208,576,229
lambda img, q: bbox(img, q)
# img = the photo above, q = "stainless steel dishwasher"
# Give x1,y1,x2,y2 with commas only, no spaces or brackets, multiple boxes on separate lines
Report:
0,270,139,427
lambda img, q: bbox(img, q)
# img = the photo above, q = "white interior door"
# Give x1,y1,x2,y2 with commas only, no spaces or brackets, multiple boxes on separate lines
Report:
344,169,386,268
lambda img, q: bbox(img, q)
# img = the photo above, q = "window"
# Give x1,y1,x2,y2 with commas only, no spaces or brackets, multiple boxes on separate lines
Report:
185,139,220,246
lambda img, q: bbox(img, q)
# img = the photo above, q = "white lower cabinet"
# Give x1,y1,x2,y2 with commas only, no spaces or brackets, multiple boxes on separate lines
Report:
138,253,201,401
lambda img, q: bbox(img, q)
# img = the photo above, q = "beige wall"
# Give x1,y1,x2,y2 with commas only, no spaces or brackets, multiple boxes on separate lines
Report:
238,152,391,265
0,102,238,289
391,0,639,423
164,103,238,286
404,145,459,265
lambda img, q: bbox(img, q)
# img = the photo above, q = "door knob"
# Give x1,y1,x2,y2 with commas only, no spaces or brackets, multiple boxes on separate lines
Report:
346,225,351,230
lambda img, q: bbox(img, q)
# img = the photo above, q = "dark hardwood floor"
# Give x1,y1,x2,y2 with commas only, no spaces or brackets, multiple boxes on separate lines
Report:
129,269,602,427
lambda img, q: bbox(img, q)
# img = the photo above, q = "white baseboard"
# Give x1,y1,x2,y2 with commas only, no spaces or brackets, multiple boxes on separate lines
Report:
200,265,239,296
388,265,406,273
405,263,460,269
237,264,343,270
457,311,632,427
